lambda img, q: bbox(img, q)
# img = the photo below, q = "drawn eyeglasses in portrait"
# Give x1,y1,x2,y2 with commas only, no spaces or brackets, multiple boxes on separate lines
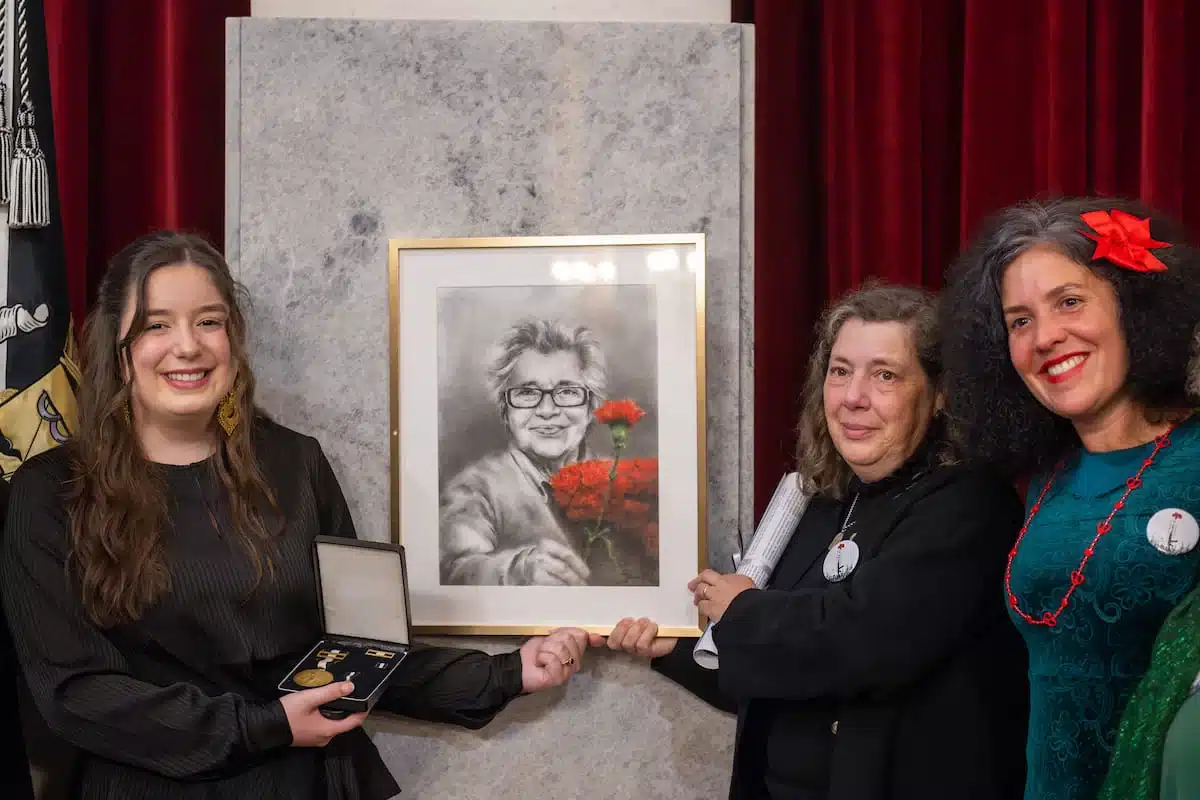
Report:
505,385,590,409
391,234,706,636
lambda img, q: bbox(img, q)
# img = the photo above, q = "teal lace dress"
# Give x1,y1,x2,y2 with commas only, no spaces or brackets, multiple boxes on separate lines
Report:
1008,417,1200,800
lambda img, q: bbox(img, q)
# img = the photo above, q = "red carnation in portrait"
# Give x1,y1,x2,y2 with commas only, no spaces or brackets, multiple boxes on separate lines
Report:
594,399,646,450
548,458,660,559
594,399,646,427
548,396,659,576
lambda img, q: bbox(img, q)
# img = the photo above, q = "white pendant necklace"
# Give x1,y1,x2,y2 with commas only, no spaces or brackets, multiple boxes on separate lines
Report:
823,492,861,583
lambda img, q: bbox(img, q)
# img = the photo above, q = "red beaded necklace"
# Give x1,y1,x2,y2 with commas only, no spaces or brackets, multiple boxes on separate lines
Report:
1004,424,1177,627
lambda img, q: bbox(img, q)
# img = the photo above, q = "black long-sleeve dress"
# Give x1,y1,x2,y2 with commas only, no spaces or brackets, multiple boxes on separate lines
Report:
652,440,1031,800
0,418,525,799
0,478,35,800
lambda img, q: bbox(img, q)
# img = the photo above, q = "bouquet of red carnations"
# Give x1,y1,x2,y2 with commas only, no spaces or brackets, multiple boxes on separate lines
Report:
548,400,660,567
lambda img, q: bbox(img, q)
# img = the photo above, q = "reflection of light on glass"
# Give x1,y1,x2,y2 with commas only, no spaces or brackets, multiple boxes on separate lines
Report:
647,249,681,272
551,260,574,282
551,259,616,283
686,250,702,273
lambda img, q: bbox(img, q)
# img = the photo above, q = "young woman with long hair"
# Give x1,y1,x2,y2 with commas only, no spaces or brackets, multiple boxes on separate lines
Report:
1,231,588,799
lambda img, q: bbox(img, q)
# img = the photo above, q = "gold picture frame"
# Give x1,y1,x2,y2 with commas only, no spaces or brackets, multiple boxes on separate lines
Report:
388,234,708,636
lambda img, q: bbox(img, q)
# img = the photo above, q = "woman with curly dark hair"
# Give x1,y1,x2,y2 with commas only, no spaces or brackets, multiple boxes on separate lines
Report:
941,196,1200,800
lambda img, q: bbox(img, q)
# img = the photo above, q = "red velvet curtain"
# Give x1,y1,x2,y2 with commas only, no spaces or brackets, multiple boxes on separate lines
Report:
43,1,1200,516
45,0,250,324
753,0,1200,515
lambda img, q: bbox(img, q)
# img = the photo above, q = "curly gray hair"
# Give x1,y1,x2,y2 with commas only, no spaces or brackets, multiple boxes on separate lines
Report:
485,319,608,414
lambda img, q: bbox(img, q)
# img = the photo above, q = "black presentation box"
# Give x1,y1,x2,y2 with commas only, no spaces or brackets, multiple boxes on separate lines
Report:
278,537,412,717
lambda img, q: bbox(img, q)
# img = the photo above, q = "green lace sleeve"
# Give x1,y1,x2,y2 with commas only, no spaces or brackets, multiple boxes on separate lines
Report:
1098,584,1200,800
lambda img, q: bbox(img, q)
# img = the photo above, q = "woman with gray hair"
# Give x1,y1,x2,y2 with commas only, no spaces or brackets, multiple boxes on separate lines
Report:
440,318,610,586
596,282,1029,799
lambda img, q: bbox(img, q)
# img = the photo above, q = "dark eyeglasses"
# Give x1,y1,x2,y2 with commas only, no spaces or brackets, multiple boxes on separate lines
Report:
505,385,589,409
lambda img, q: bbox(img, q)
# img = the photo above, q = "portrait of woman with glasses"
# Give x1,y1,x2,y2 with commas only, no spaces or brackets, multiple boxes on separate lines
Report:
438,316,656,587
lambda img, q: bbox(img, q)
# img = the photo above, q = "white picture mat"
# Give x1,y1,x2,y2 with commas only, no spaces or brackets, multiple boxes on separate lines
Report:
317,541,411,644
396,240,703,630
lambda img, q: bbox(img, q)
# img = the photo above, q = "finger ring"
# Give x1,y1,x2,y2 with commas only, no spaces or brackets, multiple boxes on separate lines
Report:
561,657,575,666
702,585,709,599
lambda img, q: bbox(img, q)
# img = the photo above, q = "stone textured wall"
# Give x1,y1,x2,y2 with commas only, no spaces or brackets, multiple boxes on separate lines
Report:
227,18,752,798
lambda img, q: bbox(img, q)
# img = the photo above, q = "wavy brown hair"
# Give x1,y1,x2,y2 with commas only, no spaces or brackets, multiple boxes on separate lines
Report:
67,231,280,627
794,281,950,499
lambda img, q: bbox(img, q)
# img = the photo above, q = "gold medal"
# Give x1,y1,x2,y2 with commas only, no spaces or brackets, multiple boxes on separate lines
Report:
293,668,334,688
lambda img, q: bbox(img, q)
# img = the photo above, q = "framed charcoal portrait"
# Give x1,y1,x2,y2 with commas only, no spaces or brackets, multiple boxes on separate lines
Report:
388,234,707,635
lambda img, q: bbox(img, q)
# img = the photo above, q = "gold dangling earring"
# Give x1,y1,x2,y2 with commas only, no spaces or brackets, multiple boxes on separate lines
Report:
217,392,240,437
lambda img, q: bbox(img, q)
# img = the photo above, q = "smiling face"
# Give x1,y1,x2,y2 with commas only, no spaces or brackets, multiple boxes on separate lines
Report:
503,349,591,465
120,263,235,429
822,318,936,483
1001,246,1130,425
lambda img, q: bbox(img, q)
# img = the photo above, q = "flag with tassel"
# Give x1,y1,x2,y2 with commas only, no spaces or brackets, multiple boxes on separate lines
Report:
0,0,77,482
0,1,64,793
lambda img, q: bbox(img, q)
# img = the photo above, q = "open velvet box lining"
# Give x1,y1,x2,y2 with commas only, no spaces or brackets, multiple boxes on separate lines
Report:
278,537,412,715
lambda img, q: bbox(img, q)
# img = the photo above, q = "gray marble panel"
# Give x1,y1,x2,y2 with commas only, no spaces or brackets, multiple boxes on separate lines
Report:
368,637,737,799
738,26,755,540
228,17,750,798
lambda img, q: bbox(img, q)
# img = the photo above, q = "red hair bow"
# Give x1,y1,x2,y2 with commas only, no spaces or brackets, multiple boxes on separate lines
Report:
1079,209,1170,273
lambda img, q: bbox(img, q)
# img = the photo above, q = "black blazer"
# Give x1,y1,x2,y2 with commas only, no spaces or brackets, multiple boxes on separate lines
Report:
654,464,1030,800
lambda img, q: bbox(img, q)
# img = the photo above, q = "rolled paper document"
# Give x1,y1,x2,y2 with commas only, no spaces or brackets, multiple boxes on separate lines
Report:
693,473,812,669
